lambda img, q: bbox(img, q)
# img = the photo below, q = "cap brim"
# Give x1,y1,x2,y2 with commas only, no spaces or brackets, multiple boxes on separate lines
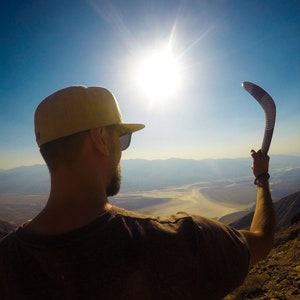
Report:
118,123,145,133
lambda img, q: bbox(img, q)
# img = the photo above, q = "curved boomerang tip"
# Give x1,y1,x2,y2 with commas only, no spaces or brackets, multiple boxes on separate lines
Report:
242,81,253,93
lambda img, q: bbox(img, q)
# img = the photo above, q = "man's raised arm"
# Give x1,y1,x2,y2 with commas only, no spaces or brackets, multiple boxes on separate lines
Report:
239,149,276,266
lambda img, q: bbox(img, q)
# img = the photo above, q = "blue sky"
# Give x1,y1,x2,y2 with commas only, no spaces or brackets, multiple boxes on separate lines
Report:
1,0,300,169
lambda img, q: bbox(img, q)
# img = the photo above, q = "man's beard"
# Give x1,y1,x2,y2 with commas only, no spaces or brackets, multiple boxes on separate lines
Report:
106,164,121,197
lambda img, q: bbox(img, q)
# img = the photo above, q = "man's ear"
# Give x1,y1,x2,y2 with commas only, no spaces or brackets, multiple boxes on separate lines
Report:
89,128,109,156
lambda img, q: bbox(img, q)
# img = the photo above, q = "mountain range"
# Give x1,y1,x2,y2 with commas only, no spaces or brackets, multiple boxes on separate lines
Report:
0,155,299,225
1,155,300,194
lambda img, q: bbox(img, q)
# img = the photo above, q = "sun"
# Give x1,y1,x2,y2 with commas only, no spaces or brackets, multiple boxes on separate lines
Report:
136,49,182,103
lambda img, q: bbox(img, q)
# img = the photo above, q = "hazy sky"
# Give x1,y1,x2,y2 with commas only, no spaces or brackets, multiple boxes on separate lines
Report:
1,0,300,169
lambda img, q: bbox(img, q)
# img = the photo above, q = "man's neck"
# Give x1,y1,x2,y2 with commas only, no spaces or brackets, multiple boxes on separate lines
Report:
25,170,111,235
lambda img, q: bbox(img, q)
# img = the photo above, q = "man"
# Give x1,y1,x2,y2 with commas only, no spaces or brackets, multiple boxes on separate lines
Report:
0,86,275,299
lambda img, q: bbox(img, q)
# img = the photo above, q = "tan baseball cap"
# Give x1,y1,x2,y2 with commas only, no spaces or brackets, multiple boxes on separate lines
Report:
34,86,145,146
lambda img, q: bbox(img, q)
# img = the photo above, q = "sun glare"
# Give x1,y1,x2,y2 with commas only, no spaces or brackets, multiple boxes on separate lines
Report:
136,49,182,103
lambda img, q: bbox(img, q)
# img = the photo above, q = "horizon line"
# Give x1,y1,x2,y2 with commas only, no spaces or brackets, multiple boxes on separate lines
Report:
1,153,300,171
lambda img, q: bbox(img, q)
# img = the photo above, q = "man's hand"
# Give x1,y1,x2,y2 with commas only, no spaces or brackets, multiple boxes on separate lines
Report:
250,149,269,178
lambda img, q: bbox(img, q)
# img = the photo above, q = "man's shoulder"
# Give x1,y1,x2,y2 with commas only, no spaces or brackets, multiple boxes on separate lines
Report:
110,205,222,227
110,205,197,225
109,206,248,249
109,206,218,238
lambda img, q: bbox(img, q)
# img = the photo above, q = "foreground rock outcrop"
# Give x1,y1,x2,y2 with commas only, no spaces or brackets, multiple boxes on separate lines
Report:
225,221,300,300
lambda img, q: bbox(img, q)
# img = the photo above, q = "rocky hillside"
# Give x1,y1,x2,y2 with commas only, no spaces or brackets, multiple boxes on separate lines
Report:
224,191,300,299
225,221,300,299
229,191,300,230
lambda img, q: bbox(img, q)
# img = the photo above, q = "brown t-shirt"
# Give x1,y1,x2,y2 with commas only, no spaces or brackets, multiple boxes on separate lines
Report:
0,206,249,300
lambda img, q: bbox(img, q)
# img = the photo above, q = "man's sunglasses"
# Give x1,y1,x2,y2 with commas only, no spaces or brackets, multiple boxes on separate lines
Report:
120,132,132,151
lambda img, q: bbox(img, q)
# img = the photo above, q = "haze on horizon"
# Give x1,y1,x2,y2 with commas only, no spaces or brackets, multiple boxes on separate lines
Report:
1,0,300,170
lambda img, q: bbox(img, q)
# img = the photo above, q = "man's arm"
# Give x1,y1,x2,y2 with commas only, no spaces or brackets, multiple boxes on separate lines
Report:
239,149,276,266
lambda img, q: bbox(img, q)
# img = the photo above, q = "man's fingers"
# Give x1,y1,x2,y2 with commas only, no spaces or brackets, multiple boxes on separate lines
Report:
251,149,268,160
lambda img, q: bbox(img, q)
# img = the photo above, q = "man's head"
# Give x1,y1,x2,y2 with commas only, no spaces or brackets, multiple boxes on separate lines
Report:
34,86,145,194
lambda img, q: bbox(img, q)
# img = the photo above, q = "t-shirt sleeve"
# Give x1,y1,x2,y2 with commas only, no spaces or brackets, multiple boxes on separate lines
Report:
141,213,249,299
188,213,249,297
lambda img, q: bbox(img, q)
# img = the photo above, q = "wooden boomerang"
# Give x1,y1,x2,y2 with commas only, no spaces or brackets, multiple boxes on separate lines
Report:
242,82,276,155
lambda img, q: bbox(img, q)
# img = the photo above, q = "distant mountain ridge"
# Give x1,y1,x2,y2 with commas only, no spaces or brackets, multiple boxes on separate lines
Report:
0,165,49,194
1,155,300,196
0,155,299,226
